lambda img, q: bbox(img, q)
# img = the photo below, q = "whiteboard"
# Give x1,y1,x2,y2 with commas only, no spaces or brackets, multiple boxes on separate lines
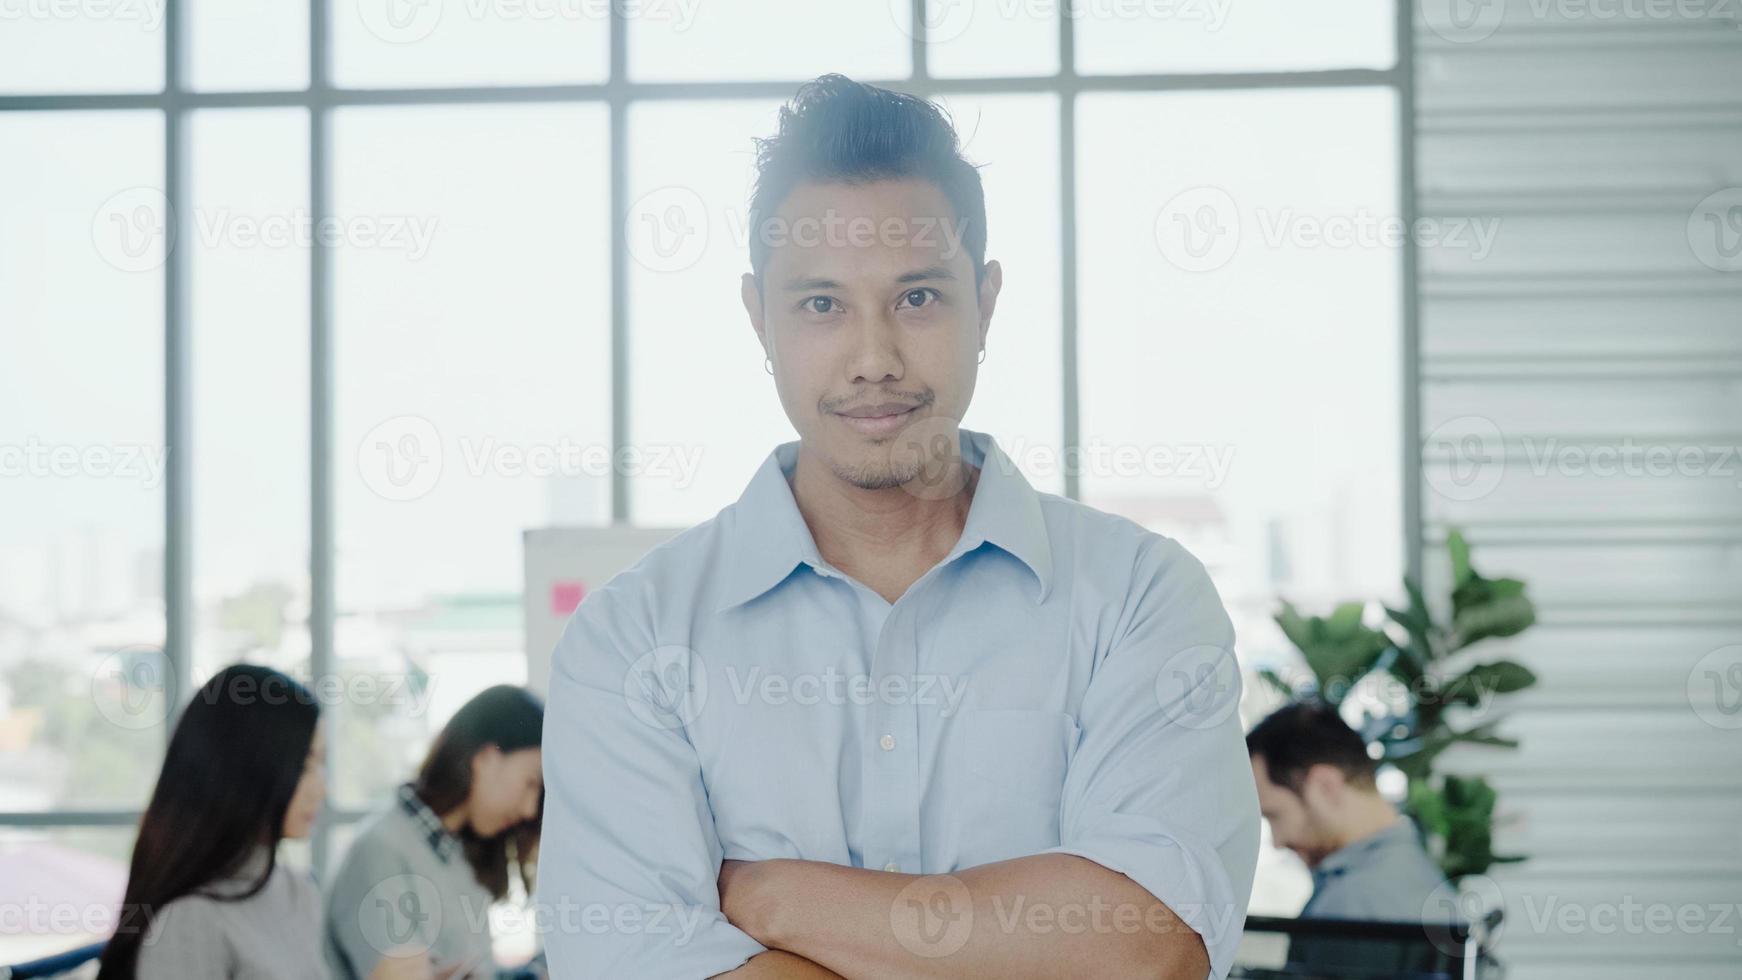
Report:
521,526,682,696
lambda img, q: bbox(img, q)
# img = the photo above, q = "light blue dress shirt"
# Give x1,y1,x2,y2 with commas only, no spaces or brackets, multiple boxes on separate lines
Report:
537,428,1261,979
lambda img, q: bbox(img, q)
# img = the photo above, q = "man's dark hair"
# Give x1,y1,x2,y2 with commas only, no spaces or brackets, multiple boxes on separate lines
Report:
747,73,988,293
1246,701,1379,794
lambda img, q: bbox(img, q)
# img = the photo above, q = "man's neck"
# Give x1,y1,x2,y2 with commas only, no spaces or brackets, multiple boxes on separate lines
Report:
1331,795,1402,853
788,442,979,602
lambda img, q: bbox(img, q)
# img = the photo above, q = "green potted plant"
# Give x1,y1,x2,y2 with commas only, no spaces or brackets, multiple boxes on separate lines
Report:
1264,529,1538,880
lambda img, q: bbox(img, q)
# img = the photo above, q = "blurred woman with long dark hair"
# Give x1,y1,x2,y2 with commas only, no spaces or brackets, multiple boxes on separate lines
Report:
97,664,325,979
323,685,545,980
97,664,432,980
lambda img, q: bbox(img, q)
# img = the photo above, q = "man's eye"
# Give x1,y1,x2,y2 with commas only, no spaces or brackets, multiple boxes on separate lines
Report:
802,297,836,314
900,288,937,309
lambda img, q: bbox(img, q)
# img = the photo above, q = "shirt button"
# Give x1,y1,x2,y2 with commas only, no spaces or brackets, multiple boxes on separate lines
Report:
883,862,900,872
879,734,896,751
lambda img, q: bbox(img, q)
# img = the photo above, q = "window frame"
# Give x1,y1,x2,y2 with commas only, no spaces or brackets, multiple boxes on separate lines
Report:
0,0,1423,881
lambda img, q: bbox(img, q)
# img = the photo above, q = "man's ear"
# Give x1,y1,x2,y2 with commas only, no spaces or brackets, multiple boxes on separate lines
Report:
741,272,767,353
976,259,1002,351
1300,763,1349,808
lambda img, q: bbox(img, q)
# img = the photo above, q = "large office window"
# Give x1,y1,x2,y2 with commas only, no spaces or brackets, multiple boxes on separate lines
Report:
0,0,1411,960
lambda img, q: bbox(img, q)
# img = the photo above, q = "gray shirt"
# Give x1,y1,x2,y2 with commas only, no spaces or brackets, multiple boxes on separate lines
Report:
135,846,326,980
322,784,514,980
1302,818,1456,923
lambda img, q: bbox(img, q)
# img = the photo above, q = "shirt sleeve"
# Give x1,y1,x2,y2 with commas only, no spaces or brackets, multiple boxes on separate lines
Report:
324,840,426,980
1038,535,1261,980
535,585,767,979
134,898,232,980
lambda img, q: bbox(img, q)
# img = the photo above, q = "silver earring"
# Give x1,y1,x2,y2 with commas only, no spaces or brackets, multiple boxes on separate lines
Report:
764,357,774,375
977,348,986,365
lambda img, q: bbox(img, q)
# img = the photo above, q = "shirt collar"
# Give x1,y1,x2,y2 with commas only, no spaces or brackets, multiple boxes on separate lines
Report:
713,427,1053,612
1313,817,1417,881
398,782,464,865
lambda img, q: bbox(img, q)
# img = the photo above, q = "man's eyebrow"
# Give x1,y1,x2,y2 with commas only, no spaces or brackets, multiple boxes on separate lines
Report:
779,275,845,293
897,265,957,285
778,266,958,293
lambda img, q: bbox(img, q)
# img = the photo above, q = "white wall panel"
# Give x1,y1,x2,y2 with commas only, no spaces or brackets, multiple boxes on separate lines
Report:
1415,1,1742,975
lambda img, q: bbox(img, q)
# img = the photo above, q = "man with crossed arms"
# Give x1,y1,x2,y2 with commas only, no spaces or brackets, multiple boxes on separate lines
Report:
538,74,1260,979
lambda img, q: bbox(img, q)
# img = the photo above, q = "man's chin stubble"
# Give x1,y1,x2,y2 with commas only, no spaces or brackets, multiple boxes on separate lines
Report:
831,456,923,491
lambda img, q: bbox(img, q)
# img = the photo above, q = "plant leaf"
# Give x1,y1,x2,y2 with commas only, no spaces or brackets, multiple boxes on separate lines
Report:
1446,534,1537,650
1272,599,1393,702
1441,661,1538,705
1258,667,1296,699
1447,528,1473,585
1388,576,1442,664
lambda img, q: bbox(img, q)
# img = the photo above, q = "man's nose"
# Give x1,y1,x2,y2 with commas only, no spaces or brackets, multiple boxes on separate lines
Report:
846,315,903,384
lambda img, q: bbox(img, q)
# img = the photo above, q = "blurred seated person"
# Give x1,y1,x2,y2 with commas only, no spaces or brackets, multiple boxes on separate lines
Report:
1246,702,1453,923
97,664,434,980
323,686,546,980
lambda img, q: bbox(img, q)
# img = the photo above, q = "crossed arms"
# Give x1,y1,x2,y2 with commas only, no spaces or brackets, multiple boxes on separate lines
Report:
712,852,1209,979
537,541,1260,980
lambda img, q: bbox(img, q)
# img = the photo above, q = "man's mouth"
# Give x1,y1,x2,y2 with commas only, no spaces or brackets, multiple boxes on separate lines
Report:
834,401,921,438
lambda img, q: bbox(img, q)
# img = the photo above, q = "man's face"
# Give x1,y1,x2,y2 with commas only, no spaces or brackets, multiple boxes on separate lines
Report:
742,177,1000,490
1252,755,1342,868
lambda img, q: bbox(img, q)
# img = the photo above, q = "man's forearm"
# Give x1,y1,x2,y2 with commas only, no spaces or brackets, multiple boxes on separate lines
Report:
720,854,1208,980
713,950,846,979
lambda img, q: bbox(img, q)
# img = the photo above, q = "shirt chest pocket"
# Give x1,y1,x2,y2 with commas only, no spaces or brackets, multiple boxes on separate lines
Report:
943,708,1081,865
